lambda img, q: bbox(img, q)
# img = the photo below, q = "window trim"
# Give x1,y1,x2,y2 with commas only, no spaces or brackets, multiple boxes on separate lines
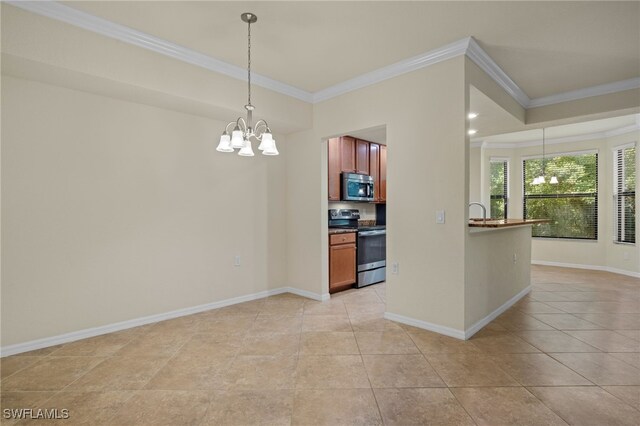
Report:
522,150,599,241
612,142,636,245
489,157,509,219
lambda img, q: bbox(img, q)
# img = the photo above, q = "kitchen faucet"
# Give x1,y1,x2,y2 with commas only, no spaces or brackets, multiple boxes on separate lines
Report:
469,202,487,223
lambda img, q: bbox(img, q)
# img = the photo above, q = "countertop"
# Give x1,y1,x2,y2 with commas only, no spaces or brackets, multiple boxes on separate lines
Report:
328,228,358,235
468,218,549,228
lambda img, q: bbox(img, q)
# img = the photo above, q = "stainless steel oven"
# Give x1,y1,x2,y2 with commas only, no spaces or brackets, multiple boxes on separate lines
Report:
357,228,386,287
342,173,374,202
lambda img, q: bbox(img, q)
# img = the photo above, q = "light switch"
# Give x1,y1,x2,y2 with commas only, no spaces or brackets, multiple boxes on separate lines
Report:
436,210,445,224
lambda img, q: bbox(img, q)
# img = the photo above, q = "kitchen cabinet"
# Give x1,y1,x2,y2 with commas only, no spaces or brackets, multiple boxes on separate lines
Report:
355,139,370,175
327,136,386,203
369,143,380,202
340,136,356,173
329,232,356,293
379,144,387,202
328,138,341,201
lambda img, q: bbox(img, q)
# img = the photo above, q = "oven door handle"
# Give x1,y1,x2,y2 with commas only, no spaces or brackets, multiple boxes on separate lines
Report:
358,230,386,236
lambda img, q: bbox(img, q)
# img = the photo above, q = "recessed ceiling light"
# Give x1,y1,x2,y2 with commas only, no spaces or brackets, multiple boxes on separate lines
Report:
468,112,479,119
468,129,478,135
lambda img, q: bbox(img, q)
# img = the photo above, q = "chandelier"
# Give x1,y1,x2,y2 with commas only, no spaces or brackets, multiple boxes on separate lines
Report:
531,128,558,185
216,13,278,156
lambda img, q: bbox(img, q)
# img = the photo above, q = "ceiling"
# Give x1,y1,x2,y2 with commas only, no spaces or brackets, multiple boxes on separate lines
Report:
61,1,639,99
469,86,523,138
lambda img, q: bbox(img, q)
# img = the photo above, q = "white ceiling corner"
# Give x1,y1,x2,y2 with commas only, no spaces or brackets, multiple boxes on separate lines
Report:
312,37,471,103
528,77,640,108
6,1,640,110
465,37,530,108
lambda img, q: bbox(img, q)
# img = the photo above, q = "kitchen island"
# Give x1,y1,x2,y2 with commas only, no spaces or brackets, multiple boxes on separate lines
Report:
468,218,549,229
464,219,545,338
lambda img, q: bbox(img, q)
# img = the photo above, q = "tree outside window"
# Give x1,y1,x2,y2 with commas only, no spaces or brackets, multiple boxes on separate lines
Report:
490,160,508,219
523,152,598,239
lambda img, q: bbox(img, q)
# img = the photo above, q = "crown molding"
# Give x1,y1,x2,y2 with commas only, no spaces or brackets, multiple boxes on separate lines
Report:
312,38,471,103
528,77,640,108
477,122,639,149
7,1,640,110
5,0,315,103
465,37,531,108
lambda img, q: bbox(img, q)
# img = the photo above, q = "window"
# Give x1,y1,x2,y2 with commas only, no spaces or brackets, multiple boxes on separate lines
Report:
523,151,598,240
614,144,636,244
490,159,508,219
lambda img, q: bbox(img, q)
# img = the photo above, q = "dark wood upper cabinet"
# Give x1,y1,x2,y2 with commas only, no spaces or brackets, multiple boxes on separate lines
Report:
340,136,356,173
355,139,370,175
328,136,386,203
379,144,387,202
328,138,341,201
369,143,380,202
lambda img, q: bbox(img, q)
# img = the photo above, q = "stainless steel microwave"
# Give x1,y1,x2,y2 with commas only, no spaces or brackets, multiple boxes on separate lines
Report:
342,173,374,202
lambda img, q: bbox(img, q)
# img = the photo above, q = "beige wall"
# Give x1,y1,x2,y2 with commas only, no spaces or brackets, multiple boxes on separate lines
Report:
473,131,639,275
465,227,531,329
464,60,532,335
469,147,482,206
286,57,469,331
1,76,288,346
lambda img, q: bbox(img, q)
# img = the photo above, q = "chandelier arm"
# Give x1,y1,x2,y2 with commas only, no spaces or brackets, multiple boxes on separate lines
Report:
225,121,237,133
254,120,269,136
236,117,247,132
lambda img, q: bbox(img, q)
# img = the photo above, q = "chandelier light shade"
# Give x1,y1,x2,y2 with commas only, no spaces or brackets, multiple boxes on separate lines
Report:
531,128,558,185
216,13,279,156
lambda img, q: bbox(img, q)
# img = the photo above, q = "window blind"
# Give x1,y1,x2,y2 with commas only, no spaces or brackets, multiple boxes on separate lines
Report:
614,145,636,244
490,160,508,219
523,152,598,240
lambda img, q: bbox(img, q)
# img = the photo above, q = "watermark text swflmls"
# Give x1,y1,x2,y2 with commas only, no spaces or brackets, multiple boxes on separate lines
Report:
3,408,70,420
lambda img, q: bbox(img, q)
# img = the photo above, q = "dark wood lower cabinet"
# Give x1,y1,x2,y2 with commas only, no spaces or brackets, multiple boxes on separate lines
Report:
329,233,357,293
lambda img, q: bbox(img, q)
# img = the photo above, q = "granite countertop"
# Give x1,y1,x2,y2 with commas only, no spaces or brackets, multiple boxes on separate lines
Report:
468,218,549,228
328,228,358,235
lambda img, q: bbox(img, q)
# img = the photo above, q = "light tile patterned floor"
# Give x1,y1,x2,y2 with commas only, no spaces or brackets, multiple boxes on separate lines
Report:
2,265,640,425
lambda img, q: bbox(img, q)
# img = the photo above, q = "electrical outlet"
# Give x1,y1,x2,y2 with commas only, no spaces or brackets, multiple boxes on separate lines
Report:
391,262,399,275
436,210,445,224
513,253,517,263
234,255,241,266
624,252,630,261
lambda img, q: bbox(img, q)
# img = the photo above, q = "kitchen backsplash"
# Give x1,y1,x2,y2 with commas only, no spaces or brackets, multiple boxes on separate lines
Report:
328,201,376,220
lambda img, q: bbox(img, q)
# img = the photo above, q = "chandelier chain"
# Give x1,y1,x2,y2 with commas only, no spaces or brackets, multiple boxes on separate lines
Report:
247,18,251,107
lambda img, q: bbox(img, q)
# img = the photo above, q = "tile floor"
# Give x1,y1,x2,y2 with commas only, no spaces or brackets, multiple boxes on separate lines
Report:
1,265,640,425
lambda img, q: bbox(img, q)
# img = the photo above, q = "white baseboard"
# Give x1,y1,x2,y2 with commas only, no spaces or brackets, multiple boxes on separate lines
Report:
383,312,466,340
464,285,531,339
1,286,325,357
284,287,330,302
532,260,640,278
384,286,531,341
